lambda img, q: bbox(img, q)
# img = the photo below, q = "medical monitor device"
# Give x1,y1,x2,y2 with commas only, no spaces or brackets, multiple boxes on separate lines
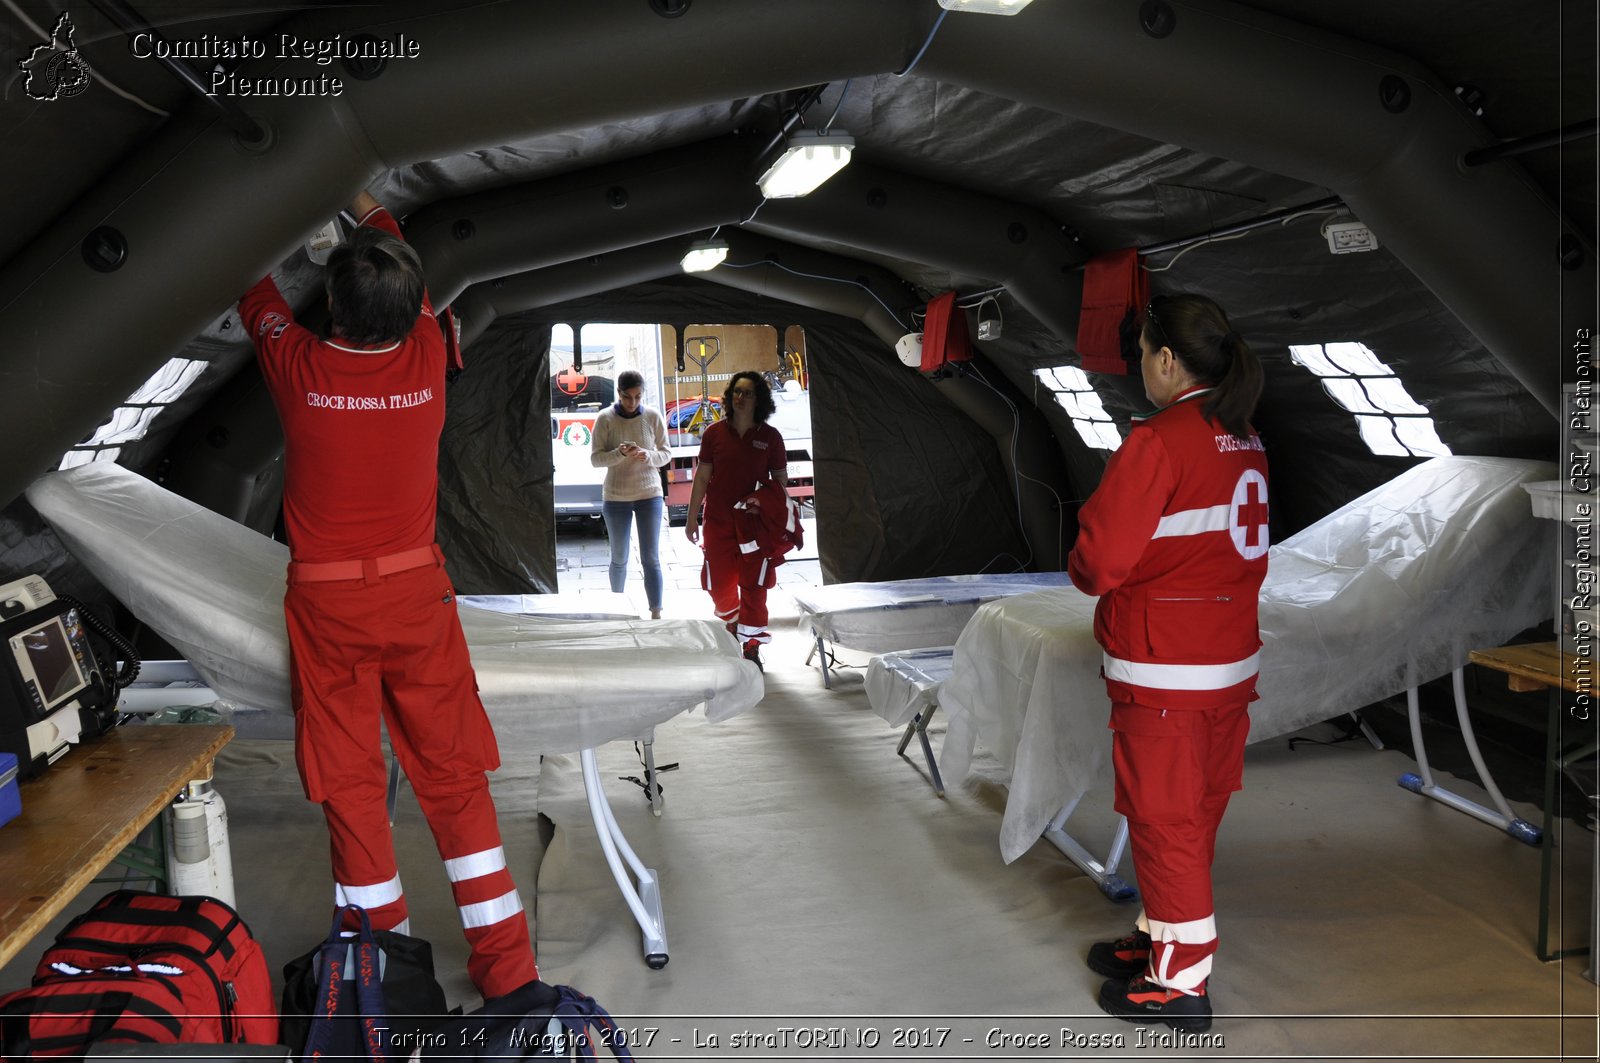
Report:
0,575,111,779
9,610,96,718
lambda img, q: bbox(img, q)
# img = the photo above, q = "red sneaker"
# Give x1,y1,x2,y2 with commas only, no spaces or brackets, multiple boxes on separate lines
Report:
742,639,764,672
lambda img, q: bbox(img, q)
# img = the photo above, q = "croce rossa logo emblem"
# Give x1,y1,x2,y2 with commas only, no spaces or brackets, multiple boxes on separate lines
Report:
19,11,93,101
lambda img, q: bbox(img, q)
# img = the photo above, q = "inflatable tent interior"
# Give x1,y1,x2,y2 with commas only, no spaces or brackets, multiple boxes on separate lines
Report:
0,0,1595,1050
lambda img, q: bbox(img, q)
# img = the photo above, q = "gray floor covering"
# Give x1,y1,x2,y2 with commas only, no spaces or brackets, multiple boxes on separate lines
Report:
3,616,1597,1061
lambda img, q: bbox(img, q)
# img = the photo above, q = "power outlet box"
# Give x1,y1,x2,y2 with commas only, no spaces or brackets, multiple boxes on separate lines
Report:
1325,221,1380,254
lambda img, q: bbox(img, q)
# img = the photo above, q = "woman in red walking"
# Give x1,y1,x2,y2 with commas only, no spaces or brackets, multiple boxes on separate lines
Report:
1069,293,1267,1033
685,371,788,670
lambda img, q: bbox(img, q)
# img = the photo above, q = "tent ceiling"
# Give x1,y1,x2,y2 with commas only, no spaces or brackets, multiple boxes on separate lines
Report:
0,0,1590,515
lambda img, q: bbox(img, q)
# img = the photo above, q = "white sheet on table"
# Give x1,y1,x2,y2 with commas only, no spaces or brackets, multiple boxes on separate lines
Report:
26,464,763,753
791,573,1070,654
938,456,1556,862
863,647,956,728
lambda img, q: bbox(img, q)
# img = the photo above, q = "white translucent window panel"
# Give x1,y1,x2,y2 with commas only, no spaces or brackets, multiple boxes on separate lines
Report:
1321,377,1382,414
82,406,162,447
1322,341,1393,377
1355,415,1409,456
1079,419,1123,451
1288,343,1341,376
1293,342,1446,457
57,447,120,471
1392,416,1452,457
1361,376,1430,415
1034,366,1121,450
127,358,208,405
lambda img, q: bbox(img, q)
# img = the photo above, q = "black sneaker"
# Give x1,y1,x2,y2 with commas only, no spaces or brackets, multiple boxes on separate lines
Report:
743,639,764,672
1086,930,1151,979
1097,974,1212,1032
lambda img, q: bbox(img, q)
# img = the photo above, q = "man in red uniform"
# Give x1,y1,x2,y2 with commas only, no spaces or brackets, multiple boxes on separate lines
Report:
684,371,788,670
1069,293,1268,1032
240,190,538,1003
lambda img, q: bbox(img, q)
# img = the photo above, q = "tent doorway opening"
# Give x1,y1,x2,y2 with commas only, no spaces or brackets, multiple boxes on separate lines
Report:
550,322,817,607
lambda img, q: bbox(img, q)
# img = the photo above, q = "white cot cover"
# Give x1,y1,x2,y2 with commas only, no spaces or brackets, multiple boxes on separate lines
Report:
863,647,957,728
791,573,1070,654
26,464,763,753
460,592,638,619
938,456,1556,862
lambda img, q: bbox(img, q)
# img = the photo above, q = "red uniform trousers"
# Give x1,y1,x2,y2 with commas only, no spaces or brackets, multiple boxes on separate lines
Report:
284,554,538,1001
700,518,770,644
1110,698,1250,992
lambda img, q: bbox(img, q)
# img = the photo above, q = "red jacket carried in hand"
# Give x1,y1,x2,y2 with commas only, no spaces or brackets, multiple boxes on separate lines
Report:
731,480,804,589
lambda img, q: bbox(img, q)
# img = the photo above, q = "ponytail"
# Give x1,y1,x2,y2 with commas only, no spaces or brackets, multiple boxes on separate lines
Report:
1202,330,1263,441
1142,294,1263,440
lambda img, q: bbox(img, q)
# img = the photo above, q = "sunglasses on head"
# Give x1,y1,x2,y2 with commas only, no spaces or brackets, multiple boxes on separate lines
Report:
1144,299,1166,342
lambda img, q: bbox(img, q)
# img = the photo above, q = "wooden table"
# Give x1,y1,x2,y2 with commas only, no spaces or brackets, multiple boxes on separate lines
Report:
1468,642,1595,963
1469,642,1590,696
0,724,233,973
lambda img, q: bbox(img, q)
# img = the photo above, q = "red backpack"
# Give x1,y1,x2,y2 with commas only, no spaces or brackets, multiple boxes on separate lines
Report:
0,890,278,1058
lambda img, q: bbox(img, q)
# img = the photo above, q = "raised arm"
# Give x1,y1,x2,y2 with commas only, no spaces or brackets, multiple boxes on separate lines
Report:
348,188,382,224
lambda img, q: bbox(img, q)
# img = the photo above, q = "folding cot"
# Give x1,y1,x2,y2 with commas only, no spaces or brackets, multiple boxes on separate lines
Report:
863,647,957,796
27,463,764,969
790,572,1070,686
934,457,1556,897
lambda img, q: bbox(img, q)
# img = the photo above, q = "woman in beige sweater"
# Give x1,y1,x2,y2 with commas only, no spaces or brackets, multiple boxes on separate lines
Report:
590,370,672,617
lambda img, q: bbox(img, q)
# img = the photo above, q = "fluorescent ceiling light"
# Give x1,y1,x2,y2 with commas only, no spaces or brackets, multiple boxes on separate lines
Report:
937,0,1035,14
757,131,854,199
680,238,729,273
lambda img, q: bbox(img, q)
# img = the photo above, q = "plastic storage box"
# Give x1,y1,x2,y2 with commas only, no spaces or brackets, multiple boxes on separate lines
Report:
0,750,19,829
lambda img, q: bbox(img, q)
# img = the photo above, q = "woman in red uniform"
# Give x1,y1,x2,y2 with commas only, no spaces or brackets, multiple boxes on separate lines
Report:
685,371,788,670
1069,293,1267,1032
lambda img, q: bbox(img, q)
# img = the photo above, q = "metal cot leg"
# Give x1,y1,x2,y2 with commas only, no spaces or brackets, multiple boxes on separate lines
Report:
895,707,946,797
1396,669,1541,845
580,748,668,969
1042,796,1138,902
641,737,663,818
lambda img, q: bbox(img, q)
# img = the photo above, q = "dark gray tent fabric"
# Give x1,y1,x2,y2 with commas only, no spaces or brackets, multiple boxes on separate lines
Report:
0,0,1589,603
436,320,556,595
485,279,1030,588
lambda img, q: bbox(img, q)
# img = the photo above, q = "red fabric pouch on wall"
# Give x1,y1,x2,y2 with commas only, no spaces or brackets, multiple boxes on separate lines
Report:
920,291,972,373
1078,248,1146,375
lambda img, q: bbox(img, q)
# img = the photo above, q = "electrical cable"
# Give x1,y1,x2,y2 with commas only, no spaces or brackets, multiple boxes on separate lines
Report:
975,294,1003,337
968,361,1074,571
964,364,1033,570
895,8,947,77
822,79,851,133
720,258,910,331
58,594,141,689
740,197,768,224
955,284,1008,307
977,553,1030,575
1141,228,1253,273
1142,201,1344,272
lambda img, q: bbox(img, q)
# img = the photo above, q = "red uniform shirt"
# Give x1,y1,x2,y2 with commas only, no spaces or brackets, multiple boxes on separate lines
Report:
1067,387,1269,709
240,208,445,563
696,420,787,518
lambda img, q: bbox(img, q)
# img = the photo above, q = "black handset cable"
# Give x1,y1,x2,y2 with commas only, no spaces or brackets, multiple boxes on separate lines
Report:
58,595,141,689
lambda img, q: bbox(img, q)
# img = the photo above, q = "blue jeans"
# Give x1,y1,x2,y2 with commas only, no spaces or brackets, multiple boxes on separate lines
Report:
602,496,664,611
